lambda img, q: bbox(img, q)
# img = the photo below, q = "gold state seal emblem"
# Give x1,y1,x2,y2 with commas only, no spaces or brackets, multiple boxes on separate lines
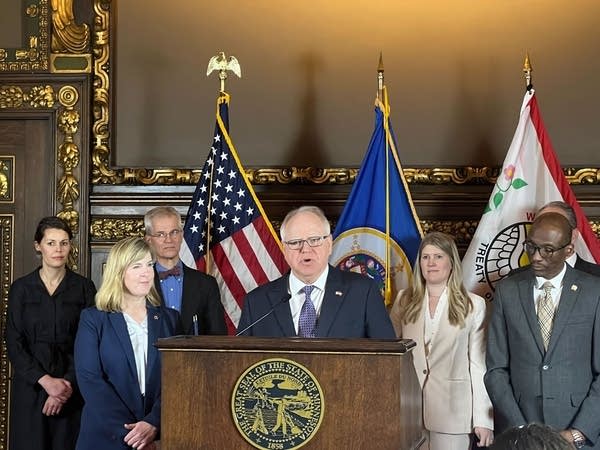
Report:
232,358,324,450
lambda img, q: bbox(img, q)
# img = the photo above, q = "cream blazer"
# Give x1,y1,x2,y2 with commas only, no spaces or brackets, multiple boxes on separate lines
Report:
390,289,493,434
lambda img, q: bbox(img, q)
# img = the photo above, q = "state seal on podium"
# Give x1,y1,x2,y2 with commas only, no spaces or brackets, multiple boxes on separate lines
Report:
231,358,324,449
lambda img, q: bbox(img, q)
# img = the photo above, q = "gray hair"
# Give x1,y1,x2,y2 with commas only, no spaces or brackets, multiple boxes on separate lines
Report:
538,201,577,229
280,206,331,241
144,206,182,235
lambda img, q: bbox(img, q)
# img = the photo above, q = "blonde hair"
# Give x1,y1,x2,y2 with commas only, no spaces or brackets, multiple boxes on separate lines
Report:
398,232,473,327
95,237,160,312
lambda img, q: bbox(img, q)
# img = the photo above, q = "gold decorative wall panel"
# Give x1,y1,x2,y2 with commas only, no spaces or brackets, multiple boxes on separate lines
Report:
0,158,14,203
0,0,49,72
0,80,86,271
0,215,14,450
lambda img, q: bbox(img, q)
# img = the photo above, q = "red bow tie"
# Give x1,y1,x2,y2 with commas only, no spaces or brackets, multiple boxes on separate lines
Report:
158,266,181,280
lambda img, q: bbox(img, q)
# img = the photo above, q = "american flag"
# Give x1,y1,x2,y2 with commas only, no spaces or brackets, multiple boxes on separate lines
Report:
180,93,288,334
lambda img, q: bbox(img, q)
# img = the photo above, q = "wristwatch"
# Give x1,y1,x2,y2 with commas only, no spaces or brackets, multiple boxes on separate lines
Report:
571,429,586,449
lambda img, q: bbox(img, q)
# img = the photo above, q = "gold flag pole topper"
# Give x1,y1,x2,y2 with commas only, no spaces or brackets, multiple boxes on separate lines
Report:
523,52,533,90
206,51,242,93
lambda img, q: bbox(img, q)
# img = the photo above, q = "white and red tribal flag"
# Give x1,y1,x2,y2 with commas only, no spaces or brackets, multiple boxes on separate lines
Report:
462,88,600,300
180,93,288,334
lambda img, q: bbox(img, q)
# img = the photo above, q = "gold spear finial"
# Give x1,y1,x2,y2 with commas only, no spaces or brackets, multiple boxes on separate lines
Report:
206,51,242,93
523,52,533,89
377,52,384,100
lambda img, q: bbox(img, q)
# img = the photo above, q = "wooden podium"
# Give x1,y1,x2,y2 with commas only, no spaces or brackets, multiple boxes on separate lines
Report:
157,336,424,450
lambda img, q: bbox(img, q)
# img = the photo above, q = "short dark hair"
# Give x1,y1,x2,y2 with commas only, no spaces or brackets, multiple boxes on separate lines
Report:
491,423,572,450
34,216,73,243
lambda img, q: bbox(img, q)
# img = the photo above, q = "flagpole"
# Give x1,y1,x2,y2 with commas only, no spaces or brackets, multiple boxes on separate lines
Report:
379,56,393,307
205,52,242,272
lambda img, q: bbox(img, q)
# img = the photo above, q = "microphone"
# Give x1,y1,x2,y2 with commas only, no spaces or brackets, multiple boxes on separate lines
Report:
235,293,292,336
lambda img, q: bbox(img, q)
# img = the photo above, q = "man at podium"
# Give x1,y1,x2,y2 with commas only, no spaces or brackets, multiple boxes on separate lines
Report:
237,205,395,338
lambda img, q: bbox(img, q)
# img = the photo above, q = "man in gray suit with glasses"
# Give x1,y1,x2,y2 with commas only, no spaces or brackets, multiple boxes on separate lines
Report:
485,212,600,449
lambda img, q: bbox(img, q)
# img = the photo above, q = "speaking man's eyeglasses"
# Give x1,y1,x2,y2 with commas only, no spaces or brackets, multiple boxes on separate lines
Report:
283,235,330,251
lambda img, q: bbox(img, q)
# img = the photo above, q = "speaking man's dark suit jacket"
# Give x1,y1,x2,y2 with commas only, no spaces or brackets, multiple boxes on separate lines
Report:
237,266,396,338
74,304,180,450
485,265,600,447
154,264,227,335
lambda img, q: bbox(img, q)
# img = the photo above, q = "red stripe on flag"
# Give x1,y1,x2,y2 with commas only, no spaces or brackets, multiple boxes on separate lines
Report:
529,95,600,262
195,257,206,273
211,243,246,305
253,216,289,273
231,226,270,286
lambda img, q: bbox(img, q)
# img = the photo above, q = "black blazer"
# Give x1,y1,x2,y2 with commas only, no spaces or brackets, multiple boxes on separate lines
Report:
574,256,600,277
154,264,227,335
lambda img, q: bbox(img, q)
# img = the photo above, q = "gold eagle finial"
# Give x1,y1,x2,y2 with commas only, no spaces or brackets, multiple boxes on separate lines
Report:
207,52,242,92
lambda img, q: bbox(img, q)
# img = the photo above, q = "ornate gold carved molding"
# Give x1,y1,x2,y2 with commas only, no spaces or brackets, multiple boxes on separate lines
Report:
51,0,90,53
91,164,600,187
0,0,49,72
50,0,92,73
90,218,144,241
420,220,479,245
0,215,14,450
0,85,56,109
91,0,115,184
56,86,81,270
0,82,84,270
246,167,358,184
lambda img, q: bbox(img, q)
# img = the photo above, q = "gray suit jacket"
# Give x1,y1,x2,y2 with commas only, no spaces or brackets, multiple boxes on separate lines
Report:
485,265,600,447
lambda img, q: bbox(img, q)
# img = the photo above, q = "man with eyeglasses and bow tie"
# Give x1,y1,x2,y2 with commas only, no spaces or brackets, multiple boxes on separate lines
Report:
237,205,395,338
144,206,227,336
485,212,600,449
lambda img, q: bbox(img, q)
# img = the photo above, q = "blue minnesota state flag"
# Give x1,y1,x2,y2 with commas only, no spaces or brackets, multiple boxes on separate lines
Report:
330,87,422,306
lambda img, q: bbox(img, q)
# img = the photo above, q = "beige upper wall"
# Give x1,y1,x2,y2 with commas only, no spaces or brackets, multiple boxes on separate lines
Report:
115,0,600,168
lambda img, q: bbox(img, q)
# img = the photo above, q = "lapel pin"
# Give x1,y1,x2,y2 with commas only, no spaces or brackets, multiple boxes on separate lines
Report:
571,285,578,291
335,291,343,296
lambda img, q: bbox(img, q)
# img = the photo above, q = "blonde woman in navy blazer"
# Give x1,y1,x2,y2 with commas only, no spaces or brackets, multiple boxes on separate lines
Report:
75,237,180,450
390,232,493,450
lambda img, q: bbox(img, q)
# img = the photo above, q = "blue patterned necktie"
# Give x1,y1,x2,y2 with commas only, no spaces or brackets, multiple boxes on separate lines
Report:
298,285,317,338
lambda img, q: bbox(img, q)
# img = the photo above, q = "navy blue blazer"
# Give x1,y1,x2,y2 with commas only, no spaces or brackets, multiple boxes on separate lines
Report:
237,266,396,338
74,304,180,450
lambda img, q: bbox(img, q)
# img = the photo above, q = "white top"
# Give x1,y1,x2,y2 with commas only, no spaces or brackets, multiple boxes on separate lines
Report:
123,313,148,396
423,287,448,357
534,263,567,313
288,267,328,334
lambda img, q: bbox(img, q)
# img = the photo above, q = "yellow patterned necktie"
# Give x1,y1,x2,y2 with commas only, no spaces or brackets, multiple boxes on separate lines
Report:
537,281,555,351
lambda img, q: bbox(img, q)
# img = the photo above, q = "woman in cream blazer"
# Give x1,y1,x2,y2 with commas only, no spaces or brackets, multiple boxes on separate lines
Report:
390,232,493,450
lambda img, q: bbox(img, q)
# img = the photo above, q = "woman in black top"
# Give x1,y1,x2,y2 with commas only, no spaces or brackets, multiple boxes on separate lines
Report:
6,217,96,450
